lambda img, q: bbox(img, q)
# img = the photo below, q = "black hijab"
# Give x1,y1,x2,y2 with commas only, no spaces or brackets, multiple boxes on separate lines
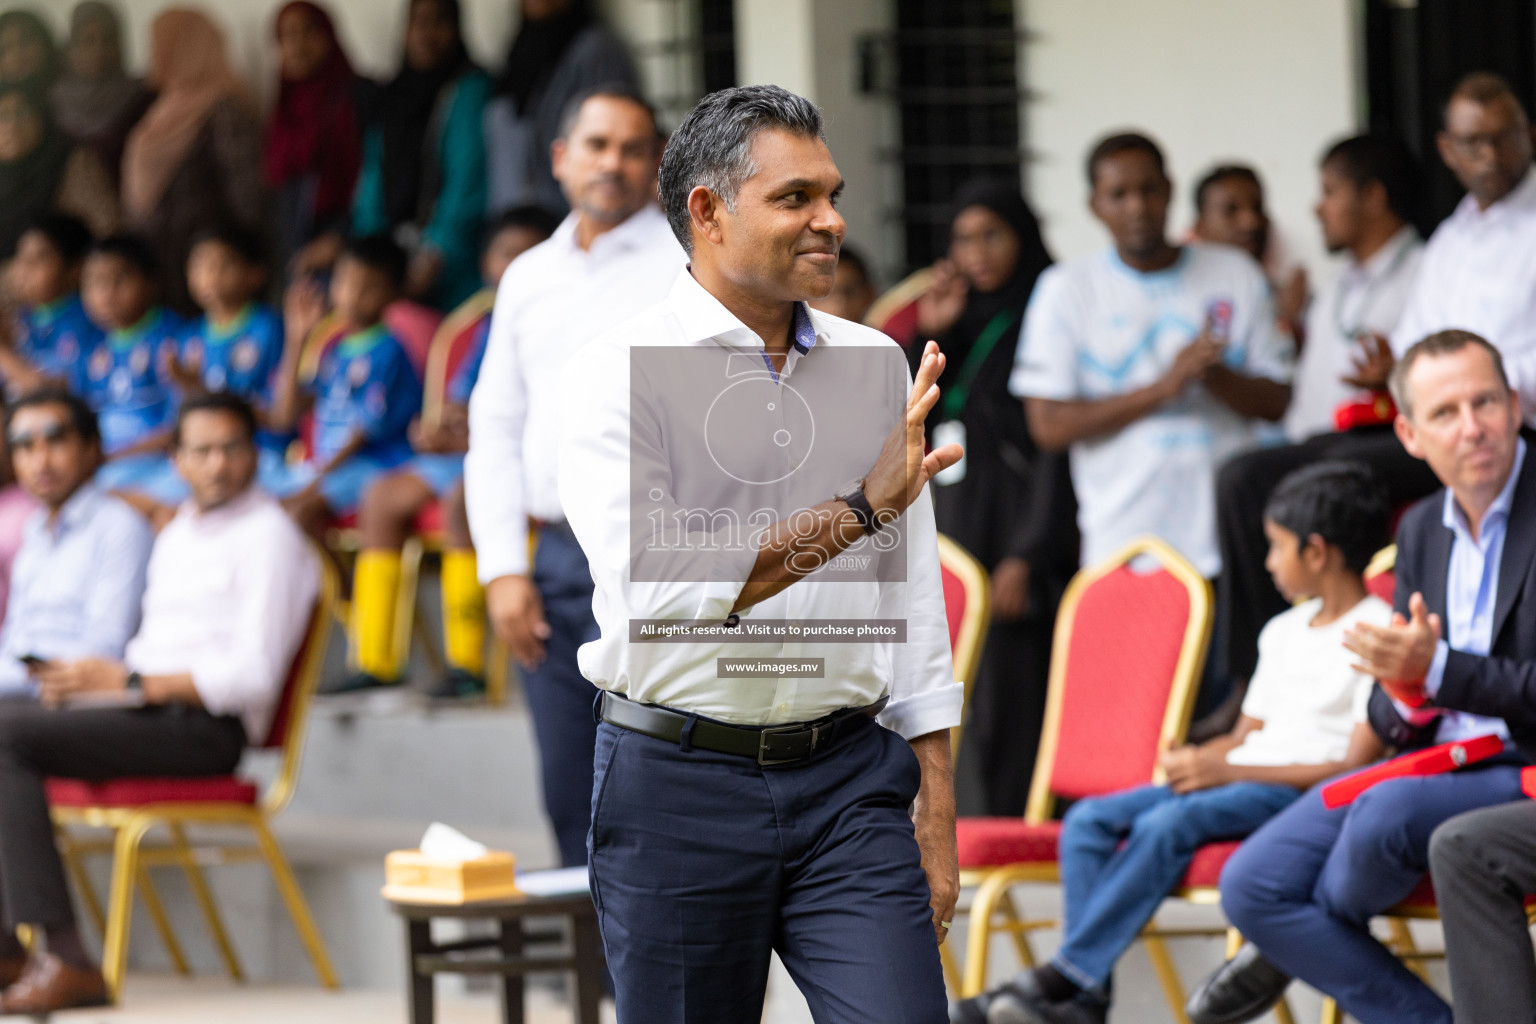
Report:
493,0,591,114
379,0,472,225
0,86,70,259
947,177,1053,345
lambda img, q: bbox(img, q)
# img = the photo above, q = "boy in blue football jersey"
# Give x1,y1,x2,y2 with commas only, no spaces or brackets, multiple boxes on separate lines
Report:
0,215,101,396
77,235,185,508
172,225,289,478
271,235,423,537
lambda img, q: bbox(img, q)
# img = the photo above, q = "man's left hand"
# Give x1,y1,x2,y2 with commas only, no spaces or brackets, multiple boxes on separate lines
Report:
909,730,959,946
35,658,129,708
1343,591,1440,699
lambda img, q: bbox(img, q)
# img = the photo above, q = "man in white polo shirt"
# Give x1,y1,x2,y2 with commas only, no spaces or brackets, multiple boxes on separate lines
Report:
1011,131,1291,587
465,85,685,868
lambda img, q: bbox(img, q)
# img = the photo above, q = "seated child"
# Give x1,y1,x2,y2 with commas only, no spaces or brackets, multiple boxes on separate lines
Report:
348,206,559,696
270,235,422,538
952,461,1393,1024
0,215,100,396
172,225,290,482
76,234,186,508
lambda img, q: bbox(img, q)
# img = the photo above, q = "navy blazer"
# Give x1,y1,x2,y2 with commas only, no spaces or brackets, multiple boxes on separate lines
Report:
1372,448,1536,762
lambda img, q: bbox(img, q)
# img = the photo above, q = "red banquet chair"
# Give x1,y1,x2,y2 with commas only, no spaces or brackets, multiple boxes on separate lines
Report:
863,267,932,348
46,553,342,1000
953,536,1211,998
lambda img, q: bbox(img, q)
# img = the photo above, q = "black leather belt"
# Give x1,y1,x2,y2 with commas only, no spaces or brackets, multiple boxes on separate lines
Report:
599,691,888,767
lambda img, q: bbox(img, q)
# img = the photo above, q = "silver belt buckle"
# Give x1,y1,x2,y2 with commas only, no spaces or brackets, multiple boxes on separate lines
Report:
758,723,815,766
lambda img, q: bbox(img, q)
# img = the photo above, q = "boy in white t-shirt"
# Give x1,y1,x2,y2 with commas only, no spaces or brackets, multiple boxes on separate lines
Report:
952,461,1391,1024
1010,132,1293,581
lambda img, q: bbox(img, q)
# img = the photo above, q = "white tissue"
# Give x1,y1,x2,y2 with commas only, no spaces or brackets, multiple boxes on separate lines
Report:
419,822,489,862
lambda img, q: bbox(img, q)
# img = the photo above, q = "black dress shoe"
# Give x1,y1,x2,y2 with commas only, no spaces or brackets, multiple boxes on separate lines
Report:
989,991,1108,1024
949,971,1049,1024
1186,943,1292,1024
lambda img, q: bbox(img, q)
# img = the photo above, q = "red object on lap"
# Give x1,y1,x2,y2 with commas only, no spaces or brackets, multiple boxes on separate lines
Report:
1321,734,1506,809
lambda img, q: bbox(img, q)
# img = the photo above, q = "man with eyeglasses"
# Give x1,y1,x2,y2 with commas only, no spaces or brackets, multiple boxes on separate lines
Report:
0,391,317,1014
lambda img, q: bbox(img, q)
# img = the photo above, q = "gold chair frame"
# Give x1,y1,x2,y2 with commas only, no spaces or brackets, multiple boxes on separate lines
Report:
51,553,343,1000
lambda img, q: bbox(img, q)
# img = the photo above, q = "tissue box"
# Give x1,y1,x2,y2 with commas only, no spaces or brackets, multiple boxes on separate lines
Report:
382,849,521,904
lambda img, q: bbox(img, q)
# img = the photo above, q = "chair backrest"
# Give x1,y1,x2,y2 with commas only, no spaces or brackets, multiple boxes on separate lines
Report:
261,547,339,815
863,267,933,348
420,289,494,429
1365,544,1396,605
936,533,991,755
1024,536,1212,823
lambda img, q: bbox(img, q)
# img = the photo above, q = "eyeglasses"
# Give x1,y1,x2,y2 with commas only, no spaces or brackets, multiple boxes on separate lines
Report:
1444,125,1527,156
178,440,254,461
7,424,74,451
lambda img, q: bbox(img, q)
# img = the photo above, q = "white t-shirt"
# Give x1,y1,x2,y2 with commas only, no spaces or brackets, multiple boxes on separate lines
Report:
1226,594,1392,767
1010,243,1292,576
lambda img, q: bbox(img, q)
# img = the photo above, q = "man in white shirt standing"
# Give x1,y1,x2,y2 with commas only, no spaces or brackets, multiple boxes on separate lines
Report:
1209,134,1434,731
1011,131,1291,713
0,392,317,1014
465,85,685,868
558,85,963,1022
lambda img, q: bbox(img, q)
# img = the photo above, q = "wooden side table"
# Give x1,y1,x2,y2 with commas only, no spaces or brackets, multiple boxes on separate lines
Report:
385,891,606,1024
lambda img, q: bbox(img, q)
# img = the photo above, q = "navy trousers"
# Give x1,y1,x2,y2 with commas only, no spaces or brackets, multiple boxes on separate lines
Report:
525,526,601,867
587,717,947,1024
1219,763,1526,1024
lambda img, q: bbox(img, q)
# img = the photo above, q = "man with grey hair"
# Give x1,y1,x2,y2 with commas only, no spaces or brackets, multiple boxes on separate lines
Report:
466,84,684,868
557,84,963,1021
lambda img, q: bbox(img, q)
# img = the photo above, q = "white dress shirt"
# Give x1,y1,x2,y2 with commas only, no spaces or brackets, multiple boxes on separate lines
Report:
124,488,319,742
1392,167,1536,415
1284,226,1422,441
466,203,686,581
556,268,963,741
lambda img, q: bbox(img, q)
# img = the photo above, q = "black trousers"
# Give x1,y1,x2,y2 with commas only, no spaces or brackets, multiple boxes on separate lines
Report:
0,702,245,928
1212,427,1440,684
1429,801,1536,1024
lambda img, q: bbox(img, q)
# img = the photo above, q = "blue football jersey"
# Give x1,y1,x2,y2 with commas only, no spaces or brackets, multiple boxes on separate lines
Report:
308,325,422,465
11,293,100,392
181,304,284,402
78,307,184,454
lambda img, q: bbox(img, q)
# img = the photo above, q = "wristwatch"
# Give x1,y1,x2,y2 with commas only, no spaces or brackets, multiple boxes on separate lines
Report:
834,481,883,535
125,670,143,691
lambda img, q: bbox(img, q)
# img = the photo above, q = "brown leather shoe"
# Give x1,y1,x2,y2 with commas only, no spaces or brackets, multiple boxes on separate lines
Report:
1,953,108,1014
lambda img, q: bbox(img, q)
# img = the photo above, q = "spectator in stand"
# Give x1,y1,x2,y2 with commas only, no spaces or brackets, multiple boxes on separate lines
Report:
121,9,267,318
270,235,423,546
0,86,116,257
351,206,558,698
1207,135,1431,735
484,0,637,218
0,10,57,94
76,235,186,509
0,430,35,627
911,178,1078,816
0,215,100,397
351,0,488,311
1190,164,1308,343
1011,132,1290,713
49,3,152,190
808,243,877,325
0,392,316,1015
264,1,363,273
0,388,150,700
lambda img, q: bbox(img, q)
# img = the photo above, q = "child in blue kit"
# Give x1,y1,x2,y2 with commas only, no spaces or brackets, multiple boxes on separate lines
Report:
76,235,186,508
271,235,422,536
953,461,1395,1024
173,225,290,486
0,215,101,396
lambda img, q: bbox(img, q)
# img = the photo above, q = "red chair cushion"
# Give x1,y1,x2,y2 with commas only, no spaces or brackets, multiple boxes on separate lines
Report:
46,776,259,807
414,500,445,536
1366,567,1395,604
956,818,1062,869
941,563,966,653
1050,565,1192,801
1180,841,1242,888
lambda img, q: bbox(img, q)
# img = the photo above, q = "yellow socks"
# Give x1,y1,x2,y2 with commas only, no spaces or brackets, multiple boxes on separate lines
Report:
351,549,402,679
441,549,486,676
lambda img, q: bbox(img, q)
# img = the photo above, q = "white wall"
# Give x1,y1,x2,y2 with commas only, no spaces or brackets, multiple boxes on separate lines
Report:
1020,0,1359,278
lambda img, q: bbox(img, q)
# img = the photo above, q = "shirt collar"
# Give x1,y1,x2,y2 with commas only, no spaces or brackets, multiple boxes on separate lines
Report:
1449,165,1536,227
177,484,262,527
667,267,823,353
109,307,160,347
29,294,75,329
1355,225,1419,280
41,480,106,538
1443,437,1527,538
553,203,670,258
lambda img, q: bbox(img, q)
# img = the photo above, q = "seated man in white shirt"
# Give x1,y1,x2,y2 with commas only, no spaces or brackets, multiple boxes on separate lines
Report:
0,392,318,1015
1011,131,1291,712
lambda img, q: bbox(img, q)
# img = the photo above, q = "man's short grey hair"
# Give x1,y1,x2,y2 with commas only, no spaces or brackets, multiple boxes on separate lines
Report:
555,83,661,143
1388,329,1511,418
658,85,825,254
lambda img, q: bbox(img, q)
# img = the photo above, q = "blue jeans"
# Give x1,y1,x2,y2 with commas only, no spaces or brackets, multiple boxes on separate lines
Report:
1053,782,1299,991
1220,763,1526,1024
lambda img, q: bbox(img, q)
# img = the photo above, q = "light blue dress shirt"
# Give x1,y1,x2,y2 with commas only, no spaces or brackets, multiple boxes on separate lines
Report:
0,482,153,694
1420,439,1526,744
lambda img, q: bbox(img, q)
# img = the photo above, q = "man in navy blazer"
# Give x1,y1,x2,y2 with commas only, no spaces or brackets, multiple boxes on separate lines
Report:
1187,329,1536,1024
